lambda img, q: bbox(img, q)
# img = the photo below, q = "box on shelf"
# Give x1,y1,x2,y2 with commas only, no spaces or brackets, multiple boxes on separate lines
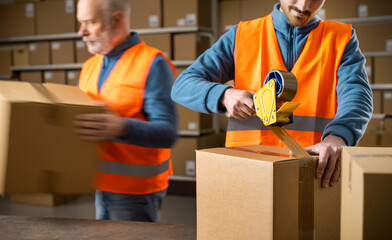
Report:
20,71,42,83
341,147,392,240
372,91,381,114
173,33,210,60
163,0,211,28
66,70,80,86
0,49,12,76
240,0,277,21
218,112,230,131
44,71,66,84
0,81,104,194
0,2,35,38
175,67,187,78
129,0,162,29
320,0,356,19
356,0,392,17
374,56,392,84
75,40,93,63
355,23,392,52
384,91,392,114
357,130,392,147
28,42,50,65
141,33,171,59
12,45,29,66
51,40,75,64
177,104,213,134
365,56,373,83
196,145,340,240
36,0,76,35
171,133,225,177
219,0,240,33
9,193,78,207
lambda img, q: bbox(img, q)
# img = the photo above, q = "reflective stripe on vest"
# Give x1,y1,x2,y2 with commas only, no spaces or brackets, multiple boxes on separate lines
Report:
79,41,176,195
227,115,333,133
226,14,352,148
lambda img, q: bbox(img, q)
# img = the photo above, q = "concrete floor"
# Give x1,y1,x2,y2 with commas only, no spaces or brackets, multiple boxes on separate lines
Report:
0,194,196,225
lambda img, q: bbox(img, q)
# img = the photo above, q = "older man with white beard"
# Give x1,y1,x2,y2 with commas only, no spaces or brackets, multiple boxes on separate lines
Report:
73,0,177,222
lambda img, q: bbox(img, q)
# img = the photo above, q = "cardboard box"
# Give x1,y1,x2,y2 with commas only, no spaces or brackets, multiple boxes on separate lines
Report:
341,147,392,239
171,133,225,176
163,0,211,28
141,33,171,59
196,145,340,240
320,0,356,19
384,91,392,114
66,70,80,86
356,0,392,17
177,104,213,135
36,0,76,35
44,71,66,84
219,0,240,33
374,56,392,84
0,49,12,76
355,24,392,52
357,130,392,147
75,40,93,63
0,3,35,38
20,71,42,83
129,0,162,29
240,0,277,21
51,40,75,64
372,91,381,114
175,67,187,79
11,45,29,66
10,193,77,206
0,81,104,194
173,33,210,60
28,42,50,65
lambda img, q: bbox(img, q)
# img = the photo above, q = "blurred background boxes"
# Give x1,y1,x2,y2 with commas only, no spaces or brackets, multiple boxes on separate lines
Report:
20,71,42,83
66,70,80,86
51,40,75,64
11,45,29,66
28,42,50,65
129,0,162,29
355,23,392,52
177,104,213,135
36,0,76,35
141,33,172,59
75,40,93,63
173,33,210,60
320,0,357,19
44,71,66,84
0,2,35,38
356,0,392,17
163,0,211,28
0,48,12,76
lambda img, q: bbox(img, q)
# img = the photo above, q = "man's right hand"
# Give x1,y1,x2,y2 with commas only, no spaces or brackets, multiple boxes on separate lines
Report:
220,88,256,120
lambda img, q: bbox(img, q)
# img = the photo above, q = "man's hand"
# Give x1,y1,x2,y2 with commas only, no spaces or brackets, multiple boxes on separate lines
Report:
304,135,347,188
73,111,126,141
220,88,256,120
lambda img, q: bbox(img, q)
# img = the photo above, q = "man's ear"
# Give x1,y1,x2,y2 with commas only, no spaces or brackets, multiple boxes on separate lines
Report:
111,11,124,27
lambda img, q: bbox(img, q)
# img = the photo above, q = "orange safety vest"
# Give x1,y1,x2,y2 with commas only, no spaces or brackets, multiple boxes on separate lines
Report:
79,41,175,195
226,14,352,148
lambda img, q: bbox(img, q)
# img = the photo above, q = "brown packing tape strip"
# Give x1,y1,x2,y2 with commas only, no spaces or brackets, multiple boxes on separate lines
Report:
268,126,315,239
268,126,311,159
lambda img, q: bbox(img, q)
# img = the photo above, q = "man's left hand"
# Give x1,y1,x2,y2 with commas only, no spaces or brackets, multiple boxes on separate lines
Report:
304,135,347,188
73,112,126,141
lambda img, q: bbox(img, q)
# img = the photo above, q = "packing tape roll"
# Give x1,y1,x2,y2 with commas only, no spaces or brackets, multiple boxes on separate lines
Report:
263,69,297,102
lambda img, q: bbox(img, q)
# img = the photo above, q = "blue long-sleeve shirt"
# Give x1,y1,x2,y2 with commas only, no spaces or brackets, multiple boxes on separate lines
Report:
171,3,372,146
97,32,177,148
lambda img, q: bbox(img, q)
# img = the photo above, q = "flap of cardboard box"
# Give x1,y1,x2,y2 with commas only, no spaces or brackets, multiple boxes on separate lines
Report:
0,81,52,104
344,146,392,173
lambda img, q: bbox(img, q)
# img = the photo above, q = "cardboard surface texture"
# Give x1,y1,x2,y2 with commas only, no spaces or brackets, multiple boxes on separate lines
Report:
0,81,104,195
341,147,392,239
164,0,211,28
174,33,210,60
51,41,75,64
36,0,76,35
196,145,340,240
0,3,36,38
129,0,162,29
177,104,213,134
20,72,42,83
28,42,50,65
75,40,93,63
141,33,171,59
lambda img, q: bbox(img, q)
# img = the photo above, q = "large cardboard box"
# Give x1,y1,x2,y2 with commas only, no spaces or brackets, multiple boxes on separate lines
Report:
0,3,35,38
196,145,340,240
20,71,42,83
177,104,213,135
0,81,104,194
320,0,356,19
66,70,80,86
374,56,392,84
36,0,76,35
0,49,12,76
355,24,392,52
75,40,93,63
44,71,66,84
163,0,211,28
171,133,225,176
173,33,210,60
129,0,162,29
141,33,171,59
51,40,75,64
356,0,392,17
28,42,50,65
341,147,392,239
384,91,392,114
12,45,29,66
